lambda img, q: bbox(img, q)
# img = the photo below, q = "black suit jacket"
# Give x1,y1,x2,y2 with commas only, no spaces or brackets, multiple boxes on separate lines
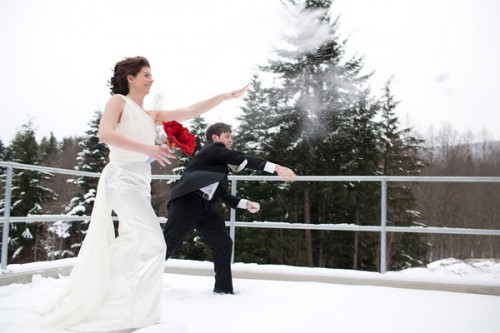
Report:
169,142,269,209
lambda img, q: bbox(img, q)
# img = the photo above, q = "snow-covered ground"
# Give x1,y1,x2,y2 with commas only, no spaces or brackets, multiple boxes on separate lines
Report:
1,258,499,333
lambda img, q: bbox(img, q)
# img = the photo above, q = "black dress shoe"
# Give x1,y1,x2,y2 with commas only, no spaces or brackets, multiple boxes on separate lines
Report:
213,287,236,295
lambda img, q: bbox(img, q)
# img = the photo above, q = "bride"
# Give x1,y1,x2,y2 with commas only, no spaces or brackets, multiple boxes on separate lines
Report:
39,56,247,332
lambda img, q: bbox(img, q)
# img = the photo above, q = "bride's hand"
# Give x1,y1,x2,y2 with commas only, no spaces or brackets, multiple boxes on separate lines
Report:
147,145,176,167
221,85,249,100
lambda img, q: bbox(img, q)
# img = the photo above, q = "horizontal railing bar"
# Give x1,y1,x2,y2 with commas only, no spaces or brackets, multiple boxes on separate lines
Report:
0,215,167,224
151,175,180,180
227,175,500,183
2,162,500,183
385,226,500,236
156,175,500,182
227,221,380,232
0,162,181,180
376,176,500,183
0,215,96,222
2,216,498,236
0,161,98,177
225,222,500,236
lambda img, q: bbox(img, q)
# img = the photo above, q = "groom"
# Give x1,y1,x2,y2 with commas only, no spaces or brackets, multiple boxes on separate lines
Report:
163,122,296,294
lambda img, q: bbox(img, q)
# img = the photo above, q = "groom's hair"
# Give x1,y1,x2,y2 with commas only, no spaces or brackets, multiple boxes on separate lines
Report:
206,122,232,142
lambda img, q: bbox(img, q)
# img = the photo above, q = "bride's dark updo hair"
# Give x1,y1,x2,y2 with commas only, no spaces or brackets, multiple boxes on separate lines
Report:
108,56,150,95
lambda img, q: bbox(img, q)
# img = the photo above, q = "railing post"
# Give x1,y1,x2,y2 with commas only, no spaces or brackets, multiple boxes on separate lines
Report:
230,179,237,264
380,178,387,273
1,166,13,270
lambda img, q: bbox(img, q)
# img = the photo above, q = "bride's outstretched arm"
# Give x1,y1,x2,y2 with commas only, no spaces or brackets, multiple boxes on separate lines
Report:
152,85,248,123
99,95,174,166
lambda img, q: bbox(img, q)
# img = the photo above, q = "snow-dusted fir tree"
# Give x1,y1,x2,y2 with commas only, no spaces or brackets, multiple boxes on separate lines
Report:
235,0,425,271
0,120,57,263
63,110,109,255
378,80,427,269
0,139,9,161
39,132,59,163
235,75,277,156
235,0,381,268
232,75,296,264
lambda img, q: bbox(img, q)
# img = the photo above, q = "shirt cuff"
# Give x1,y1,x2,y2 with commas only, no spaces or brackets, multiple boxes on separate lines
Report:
264,162,276,173
237,199,248,209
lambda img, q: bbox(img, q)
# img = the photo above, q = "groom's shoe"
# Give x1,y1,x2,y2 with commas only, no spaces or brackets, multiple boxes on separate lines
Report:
213,287,236,295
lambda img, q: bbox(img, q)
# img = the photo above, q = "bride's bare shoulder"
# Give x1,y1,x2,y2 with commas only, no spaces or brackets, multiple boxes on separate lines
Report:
103,94,126,113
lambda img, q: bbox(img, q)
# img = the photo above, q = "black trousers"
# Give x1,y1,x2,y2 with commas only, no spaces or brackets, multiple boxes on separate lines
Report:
163,192,234,292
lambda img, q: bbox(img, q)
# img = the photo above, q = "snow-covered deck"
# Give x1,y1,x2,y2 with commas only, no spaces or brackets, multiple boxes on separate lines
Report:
1,258,499,333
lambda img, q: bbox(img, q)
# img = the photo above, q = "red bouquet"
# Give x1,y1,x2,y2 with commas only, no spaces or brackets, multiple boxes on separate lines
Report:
162,120,196,156
148,121,196,164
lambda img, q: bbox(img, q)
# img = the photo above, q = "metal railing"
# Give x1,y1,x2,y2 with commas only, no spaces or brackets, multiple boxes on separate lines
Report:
1,161,500,273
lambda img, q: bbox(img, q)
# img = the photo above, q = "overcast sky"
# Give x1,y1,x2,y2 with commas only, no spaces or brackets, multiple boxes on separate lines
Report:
1,0,499,144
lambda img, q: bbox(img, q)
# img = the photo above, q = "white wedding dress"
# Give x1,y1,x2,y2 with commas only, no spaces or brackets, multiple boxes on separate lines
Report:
40,95,166,332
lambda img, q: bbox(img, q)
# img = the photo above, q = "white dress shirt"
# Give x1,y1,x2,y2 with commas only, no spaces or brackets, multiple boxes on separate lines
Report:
199,162,276,208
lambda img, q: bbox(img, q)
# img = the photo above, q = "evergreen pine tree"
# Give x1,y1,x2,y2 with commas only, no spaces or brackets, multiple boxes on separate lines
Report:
233,76,301,265
378,80,427,269
0,139,8,161
235,75,277,155
0,120,57,263
344,98,383,270
235,0,382,269
39,132,59,164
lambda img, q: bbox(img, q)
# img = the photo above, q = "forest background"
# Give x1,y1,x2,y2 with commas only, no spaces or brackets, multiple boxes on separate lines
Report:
1,0,499,272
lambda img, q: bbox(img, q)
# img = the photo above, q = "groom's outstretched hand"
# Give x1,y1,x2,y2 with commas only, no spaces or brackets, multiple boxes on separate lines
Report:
275,165,297,181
